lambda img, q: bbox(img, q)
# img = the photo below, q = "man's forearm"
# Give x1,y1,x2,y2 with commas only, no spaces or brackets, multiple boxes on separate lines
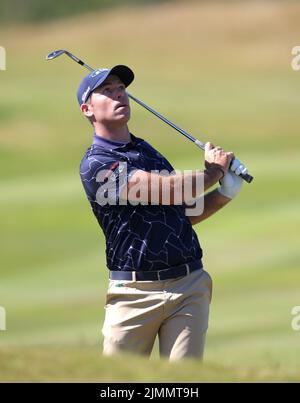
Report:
189,188,231,225
169,167,224,202
124,167,225,204
203,167,225,191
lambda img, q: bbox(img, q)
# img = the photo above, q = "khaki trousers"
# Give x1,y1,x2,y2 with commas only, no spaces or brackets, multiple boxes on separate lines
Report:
102,268,212,360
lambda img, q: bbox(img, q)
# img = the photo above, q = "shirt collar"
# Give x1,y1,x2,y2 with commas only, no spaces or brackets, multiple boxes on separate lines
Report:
92,133,142,150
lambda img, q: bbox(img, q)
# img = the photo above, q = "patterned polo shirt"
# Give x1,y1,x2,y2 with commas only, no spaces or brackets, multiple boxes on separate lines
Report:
80,133,202,272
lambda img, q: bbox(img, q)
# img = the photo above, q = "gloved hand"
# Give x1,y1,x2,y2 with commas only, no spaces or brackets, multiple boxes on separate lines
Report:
217,160,248,199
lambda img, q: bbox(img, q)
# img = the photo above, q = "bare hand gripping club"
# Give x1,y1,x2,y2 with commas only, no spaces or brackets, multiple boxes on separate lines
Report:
46,49,254,183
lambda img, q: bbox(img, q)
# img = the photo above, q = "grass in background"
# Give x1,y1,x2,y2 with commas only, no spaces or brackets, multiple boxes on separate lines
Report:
1,347,300,383
0,0,300,382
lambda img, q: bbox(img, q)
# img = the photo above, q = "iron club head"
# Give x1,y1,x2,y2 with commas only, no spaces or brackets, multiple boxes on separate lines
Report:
46,49,67,60
46,49,93,71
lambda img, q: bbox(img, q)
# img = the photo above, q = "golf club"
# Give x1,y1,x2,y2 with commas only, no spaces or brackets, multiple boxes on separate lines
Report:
46,49,253,183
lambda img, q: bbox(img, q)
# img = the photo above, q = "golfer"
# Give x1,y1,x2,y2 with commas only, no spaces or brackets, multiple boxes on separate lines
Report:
79,65,247,360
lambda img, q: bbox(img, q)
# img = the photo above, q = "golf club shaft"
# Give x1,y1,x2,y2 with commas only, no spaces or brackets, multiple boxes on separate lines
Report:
127,93,205,149
128,94,253,183
47,50,253,183
65,51,94,72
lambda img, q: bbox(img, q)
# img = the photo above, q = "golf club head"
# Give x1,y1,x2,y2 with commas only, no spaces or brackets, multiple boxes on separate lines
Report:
46,49,67,60
46,49,93,71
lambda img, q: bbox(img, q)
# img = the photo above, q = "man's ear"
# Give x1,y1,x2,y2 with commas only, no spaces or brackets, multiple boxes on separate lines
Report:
80,103,93,117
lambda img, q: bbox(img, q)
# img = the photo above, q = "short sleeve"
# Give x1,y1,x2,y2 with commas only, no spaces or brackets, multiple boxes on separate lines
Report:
80,152,137,206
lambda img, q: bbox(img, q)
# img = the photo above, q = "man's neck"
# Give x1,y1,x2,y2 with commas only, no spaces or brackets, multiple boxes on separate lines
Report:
93,122,131,143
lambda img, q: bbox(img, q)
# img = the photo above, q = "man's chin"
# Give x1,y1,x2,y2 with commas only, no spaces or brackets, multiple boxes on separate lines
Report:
115,113,130,124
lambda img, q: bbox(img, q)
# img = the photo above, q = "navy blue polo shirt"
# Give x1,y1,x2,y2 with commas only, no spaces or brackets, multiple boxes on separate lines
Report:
80,133,202,272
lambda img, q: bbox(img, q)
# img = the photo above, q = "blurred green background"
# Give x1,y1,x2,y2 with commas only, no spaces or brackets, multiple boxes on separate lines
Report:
0,0,300,382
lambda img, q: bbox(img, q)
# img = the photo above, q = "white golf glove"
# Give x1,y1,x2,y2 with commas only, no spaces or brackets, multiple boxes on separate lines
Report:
218,159,248,199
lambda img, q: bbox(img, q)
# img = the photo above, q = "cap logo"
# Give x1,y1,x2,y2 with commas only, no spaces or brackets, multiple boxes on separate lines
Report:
81,86,91,102
91,68,107,78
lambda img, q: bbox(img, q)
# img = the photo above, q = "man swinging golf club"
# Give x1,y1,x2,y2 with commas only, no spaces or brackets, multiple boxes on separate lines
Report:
79,65,248,360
